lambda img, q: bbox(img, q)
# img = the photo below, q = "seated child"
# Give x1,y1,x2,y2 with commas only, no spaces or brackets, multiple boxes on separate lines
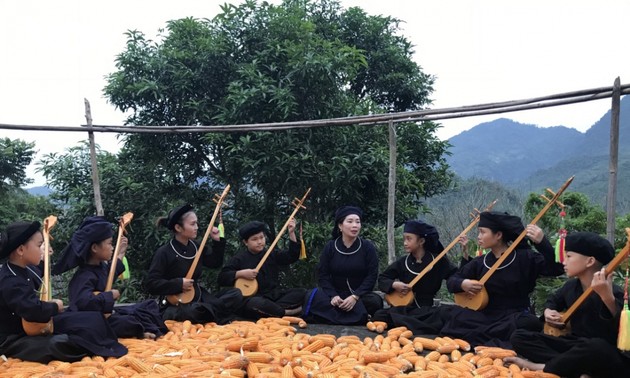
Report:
508,232,627,377
53,216,168,339
218,219,305,319
0,221,127,363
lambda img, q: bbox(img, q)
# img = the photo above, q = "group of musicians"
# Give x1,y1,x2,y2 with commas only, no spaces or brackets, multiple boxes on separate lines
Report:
1,201,628,376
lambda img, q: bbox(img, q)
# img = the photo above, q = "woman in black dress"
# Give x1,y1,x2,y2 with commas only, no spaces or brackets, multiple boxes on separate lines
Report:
441,211,563,347
145,204,242,324
303,206,382,325
372,219,460,334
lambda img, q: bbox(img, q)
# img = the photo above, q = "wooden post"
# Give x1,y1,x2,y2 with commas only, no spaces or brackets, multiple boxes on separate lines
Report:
607,77,620,243
83,98,104,216
387,120,397,264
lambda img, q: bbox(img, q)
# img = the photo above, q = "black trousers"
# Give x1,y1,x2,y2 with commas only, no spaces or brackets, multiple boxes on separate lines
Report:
0,334,87,363
241,288,307,319
511,329,630,378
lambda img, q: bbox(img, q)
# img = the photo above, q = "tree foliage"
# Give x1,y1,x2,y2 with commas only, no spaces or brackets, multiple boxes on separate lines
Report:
38,0,453,296
0,137,35,194
101,1,450,239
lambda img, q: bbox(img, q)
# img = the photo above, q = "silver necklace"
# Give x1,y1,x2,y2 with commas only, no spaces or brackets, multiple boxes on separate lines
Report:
483,250,517,270
404,253,434,275
170,239,197,260
334,237,362,255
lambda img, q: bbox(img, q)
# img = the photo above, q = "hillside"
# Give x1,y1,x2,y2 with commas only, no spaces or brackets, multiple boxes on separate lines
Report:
446,95,630,212
447,118,583,183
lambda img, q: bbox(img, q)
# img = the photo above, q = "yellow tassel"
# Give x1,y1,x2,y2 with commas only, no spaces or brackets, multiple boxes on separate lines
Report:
619,266,630,351
218,223,225,238
299,238,307,260
618,305,630,351
299,222,307,260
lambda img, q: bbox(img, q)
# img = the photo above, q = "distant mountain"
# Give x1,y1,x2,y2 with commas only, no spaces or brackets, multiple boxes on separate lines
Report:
447,118,583,184
446,95,630,213
25,186,52,196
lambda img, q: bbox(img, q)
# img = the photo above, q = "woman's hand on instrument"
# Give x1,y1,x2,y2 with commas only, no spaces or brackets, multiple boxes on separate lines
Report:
111,289,121,301
461,279,483,296
287,218,296,233
544,308,564,327
458,234,469,247
287,218,297,242
118,236,128,259
52,299,64,312
210,227,221,242
591,267,614,299
237,269,258,280
392,281,410,294
339,295,358,311
526,224,544,244
330,295,343,307
182,278,195,292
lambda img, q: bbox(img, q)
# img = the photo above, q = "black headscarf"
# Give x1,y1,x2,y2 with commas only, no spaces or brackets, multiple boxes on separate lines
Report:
403,219,444,254
478,211,525,243
565,232,615,265
163,204,194,231
331,206,363,239
0,221,41,260
52,216,113,274
239,221,267,241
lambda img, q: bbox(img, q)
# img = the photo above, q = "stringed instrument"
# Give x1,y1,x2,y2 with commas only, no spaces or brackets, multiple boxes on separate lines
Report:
22,215,57,336
385,199,498,307
235,187,311,297
454,176,574,311
544,228,630,336
94,212,134,317
166,185,231,305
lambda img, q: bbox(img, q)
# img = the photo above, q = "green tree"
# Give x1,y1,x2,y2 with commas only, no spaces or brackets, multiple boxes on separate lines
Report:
0,137,35,194
524,191,607,240
38,0,453,296
0,137,57,229
103,0,451,232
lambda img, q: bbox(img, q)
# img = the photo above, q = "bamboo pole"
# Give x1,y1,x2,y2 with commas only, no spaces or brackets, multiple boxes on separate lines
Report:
83,98,104,216
387,120,397,264
607,77,620,243
2,85,630,134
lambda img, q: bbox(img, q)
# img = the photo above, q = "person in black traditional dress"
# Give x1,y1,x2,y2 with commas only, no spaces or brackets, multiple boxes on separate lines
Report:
53,216,168,339
460,223,554,268
441,211,563,347
372,220,463,334
303,206,383,325
0,221,127,363
145,204,243,324
506,232,629,377
218,219,305,319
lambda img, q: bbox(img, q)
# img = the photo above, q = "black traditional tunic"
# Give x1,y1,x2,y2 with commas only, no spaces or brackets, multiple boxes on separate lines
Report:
68,262,168,338
303,237,382,325
511,279,624,377
218,240,306,319
145,238,242,324
441,245,562,347
372,253,457,334
0,262,127,363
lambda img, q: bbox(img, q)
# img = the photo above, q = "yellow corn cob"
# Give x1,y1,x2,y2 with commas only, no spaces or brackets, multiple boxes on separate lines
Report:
453,338,472,352
126,356,152,373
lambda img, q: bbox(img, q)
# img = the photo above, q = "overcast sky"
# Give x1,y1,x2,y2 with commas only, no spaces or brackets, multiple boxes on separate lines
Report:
2,0,629,187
